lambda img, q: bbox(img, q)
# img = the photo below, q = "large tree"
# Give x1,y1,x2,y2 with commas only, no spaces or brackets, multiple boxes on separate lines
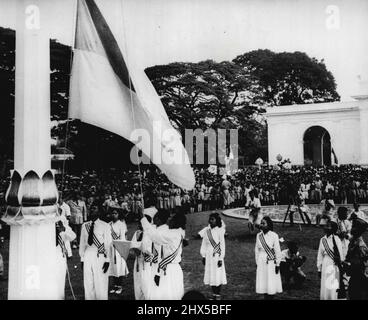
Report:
233,49,340,106
145,60,263,130
145,60,267,164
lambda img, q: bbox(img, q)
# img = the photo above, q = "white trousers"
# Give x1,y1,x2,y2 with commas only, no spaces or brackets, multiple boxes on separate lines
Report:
56,247,67,299
83,248,109,300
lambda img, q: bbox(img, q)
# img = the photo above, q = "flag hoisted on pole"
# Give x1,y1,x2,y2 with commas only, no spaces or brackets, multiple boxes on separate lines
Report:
69,0,195,190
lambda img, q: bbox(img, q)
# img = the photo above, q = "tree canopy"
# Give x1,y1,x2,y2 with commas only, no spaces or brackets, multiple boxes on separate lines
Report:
145,60,267,164
233,49,340,106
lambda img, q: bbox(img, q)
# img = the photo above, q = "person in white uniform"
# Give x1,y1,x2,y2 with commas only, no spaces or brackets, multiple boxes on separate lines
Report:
109,209,129,295
221,177,232,209
246,190,262,233
58,193,73,258
140,209,185,300
130,205,158,300
79,203,112,300
68,192,88,249
255,216,283,299
55,215,76,299
336,206,351,259
130,222,145,300
198,212,227,300
317,219,344,300
349,202,366,221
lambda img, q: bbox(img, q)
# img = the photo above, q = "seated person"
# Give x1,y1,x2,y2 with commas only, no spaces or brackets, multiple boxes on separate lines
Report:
316,199,335,226
280,241,307,289
349,202,366,221
289,197,312,225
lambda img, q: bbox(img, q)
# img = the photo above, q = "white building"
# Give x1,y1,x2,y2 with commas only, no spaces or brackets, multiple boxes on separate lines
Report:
266,94,368,166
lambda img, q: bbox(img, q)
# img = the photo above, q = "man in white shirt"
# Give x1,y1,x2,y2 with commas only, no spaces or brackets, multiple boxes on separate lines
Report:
350,202,366,221
221,177,232,209
58,193,72,257
79,203,112,300
103,194,118,213
68,192,88,249
56,216,76,299
58,193,71,219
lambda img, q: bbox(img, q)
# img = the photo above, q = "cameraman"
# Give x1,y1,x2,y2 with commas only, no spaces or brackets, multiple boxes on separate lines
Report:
280,241,307,289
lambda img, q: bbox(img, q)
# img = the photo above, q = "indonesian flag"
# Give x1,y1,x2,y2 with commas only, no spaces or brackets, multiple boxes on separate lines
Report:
69,0,195,190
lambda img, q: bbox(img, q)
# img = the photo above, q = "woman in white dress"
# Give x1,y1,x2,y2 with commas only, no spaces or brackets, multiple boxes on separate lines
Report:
141,209,185,300
198,212,227,300
109,210,129,295
255,216,283,299
317,219,344,300
130,208,158,300
141,206,159,300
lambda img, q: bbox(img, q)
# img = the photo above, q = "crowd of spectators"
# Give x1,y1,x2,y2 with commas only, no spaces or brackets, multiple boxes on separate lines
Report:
0,164,368,224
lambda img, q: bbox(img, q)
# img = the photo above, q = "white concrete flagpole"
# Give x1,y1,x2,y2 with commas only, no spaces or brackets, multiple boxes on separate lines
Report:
2,0,59,299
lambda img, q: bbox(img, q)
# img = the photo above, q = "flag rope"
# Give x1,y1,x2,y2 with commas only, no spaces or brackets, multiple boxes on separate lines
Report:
61,0,78,193
58,0,79,300
119,0,145,208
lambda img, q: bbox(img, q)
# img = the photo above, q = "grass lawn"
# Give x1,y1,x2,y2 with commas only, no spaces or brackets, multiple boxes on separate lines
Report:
1,210,366,300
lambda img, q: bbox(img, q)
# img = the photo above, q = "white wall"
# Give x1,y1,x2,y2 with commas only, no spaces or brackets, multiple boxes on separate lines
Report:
267,103,362,165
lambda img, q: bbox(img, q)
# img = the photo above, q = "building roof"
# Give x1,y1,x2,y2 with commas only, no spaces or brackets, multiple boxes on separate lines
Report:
266,99,368,118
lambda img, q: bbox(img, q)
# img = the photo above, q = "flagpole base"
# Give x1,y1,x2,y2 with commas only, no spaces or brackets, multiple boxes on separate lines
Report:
3,169,59,225
7,220,60,300
2,206,59,226
3,169,60,299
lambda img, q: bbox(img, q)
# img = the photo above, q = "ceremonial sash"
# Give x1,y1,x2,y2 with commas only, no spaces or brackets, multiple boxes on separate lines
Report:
259,232,276,264
141,242,158,267
110,223,121,264
142,243,155,264
143,252,153,263
110,223,121,240
134,231,143,272
85,222,106,257
151,243,158,265
206,228,221,257
322,237,336,262
57,233,67,258
158,237,183,275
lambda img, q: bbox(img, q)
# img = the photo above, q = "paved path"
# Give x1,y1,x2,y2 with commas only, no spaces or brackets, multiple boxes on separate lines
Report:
222,204,368,224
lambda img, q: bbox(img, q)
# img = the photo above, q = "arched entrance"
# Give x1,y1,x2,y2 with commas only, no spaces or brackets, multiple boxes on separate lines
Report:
303,126,331,166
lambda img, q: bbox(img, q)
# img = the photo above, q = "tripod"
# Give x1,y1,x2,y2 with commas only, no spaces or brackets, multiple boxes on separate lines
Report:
282,195,308,227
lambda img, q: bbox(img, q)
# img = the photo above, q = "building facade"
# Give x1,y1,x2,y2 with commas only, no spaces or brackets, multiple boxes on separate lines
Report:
266,98,368,166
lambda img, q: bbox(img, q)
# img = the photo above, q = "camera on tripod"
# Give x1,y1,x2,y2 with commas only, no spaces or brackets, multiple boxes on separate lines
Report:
282,177,311,226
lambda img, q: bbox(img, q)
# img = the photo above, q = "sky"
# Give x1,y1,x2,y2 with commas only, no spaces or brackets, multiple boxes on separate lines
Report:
0,0,367,101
